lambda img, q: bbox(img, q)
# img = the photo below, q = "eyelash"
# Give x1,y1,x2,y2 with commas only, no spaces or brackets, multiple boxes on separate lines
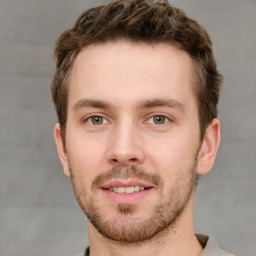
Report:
83,113,172,126
84,115,109,125
146,114,171,125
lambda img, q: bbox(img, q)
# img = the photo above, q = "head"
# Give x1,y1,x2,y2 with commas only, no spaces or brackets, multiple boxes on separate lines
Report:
51,0,222,142
52,0,222,244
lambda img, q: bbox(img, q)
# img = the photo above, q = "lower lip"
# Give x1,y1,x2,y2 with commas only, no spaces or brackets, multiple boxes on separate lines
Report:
102,188,153,204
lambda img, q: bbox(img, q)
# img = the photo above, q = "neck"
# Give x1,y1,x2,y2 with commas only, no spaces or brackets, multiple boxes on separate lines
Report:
87,197,203,256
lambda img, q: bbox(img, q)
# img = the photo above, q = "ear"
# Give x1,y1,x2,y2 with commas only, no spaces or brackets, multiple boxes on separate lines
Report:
197,118,221,175
54,123,71,176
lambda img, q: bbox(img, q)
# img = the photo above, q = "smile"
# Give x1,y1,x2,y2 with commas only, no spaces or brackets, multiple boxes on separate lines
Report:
107,186,145,194
101,181,154,203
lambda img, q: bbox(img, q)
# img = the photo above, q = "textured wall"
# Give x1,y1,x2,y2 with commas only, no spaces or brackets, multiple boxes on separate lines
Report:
0,0,255,255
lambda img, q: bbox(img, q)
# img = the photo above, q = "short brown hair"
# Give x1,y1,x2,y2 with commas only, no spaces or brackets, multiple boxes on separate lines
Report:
51,0,222,141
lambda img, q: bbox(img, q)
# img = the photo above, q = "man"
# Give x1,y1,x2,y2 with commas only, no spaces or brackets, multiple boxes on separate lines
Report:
51,0,234,255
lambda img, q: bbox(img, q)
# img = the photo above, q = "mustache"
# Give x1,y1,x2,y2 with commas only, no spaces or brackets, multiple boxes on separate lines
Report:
91,166,162,191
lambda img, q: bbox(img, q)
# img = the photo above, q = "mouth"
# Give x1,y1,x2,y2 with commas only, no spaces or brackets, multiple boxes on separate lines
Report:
101,180,154,203
104,185,148,194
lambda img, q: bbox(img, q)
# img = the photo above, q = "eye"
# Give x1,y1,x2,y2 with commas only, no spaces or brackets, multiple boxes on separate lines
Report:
87,116,108,125
147,115,169,124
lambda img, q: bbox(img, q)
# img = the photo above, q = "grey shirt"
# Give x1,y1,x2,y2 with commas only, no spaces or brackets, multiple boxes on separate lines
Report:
75,234,235,256
196,234,234,256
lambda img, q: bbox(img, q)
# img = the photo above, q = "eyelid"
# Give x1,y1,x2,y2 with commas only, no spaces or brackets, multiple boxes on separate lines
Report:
83,113,111,125
81,112,173,126
146,113,172,122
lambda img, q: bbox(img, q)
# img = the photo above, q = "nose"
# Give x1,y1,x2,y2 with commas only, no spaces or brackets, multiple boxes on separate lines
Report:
106,121,145,167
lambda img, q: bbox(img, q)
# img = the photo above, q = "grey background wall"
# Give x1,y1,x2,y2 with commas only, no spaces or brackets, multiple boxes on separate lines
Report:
0,0,255,255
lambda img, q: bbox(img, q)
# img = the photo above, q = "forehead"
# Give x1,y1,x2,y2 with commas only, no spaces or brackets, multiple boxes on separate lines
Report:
68,41,197,110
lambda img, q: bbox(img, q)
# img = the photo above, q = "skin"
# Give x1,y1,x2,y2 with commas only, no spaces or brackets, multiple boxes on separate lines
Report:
54,41,220,256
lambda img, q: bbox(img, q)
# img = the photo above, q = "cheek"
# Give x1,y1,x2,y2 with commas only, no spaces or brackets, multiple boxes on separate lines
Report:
146,134,197,176
66,135,106,182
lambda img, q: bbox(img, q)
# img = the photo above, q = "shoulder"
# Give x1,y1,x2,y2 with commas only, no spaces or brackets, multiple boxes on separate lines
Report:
196,233,235,256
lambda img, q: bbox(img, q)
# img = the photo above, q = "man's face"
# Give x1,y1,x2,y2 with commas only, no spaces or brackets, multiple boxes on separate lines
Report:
57,41,204,243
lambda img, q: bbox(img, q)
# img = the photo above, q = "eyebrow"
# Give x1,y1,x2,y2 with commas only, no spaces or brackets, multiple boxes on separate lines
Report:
73,98,185,112
138,98,185,111
73,99,111,111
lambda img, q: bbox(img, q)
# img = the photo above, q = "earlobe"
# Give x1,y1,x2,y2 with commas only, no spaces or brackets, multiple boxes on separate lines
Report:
197,118,221,175
54,123,71,176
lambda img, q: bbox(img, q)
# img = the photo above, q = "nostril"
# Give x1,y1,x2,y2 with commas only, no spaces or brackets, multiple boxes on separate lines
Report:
130,158,137,162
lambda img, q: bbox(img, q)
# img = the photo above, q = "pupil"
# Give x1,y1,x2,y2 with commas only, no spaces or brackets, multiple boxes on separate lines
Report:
93,117,103,124
154,116,164,124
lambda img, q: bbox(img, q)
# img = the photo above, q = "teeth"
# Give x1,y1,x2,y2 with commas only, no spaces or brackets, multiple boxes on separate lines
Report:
109,186,146,194
125,186,134,194
134,186,140,192
118,187,126,193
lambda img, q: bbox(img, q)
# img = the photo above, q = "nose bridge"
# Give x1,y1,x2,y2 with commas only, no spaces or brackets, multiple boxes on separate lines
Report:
107,117,144,166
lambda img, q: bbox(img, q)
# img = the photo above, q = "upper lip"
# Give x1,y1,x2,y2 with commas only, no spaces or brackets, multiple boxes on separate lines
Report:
101,179,154,189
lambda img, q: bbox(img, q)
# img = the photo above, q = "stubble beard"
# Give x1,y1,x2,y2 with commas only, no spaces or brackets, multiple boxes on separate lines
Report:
69,157,198,244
